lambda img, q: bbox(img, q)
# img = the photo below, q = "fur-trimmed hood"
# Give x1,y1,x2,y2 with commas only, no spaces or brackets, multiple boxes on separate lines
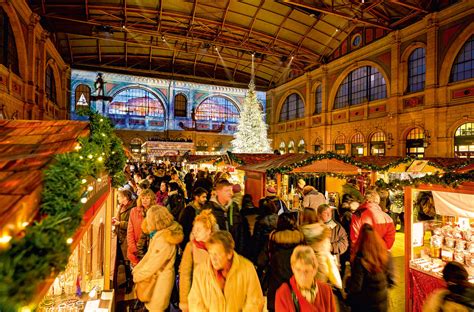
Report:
159,221,184,245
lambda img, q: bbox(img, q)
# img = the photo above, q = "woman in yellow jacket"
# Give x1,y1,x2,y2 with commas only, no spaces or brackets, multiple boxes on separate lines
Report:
179,210,218,311
188,231,265,312
132,205,183,311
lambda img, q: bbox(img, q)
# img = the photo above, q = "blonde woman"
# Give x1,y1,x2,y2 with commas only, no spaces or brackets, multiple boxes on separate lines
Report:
133,205,183,311
127,189,156,266
179,210,218,311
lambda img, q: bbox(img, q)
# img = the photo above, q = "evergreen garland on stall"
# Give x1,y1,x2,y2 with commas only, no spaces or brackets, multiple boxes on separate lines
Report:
0,109,126,311
375,171,474,190
264,152,473,176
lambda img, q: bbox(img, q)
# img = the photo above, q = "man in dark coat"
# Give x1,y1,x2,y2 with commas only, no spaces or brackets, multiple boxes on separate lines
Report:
203,179,245,255
178,187,208,249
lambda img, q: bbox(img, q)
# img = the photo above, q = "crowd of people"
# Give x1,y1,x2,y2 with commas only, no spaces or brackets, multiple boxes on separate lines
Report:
112,161,473,312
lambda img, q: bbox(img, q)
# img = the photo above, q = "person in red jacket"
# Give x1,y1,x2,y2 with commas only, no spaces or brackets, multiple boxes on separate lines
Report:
275,245,336,312
127,189,156,267
350,189,396,251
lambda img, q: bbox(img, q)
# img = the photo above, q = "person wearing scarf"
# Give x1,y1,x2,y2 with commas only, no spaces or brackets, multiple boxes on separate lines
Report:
275,245,336,312
179,210,217,312
188,231,264,312
317,204,348,271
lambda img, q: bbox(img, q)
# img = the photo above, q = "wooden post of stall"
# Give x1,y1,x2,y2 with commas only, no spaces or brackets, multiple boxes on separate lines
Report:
103,186,114,290
276,173,282,196
370,170,377,186
404,186,413,312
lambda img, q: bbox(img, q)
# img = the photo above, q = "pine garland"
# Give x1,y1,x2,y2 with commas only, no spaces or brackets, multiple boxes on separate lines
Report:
265,152,473,175
0,109,126,310
375,171,474,190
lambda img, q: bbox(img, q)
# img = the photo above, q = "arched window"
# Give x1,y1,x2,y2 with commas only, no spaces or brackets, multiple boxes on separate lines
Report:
75,84,91,109
196,140,208,152
288,141,295,153
450,36,474,82
279,141,286,154
174,93,187,117
406,128,425,158
314,85,322,115
130,137,143,154
0,8,19,75
454,122,474,158
280,93,304,121
334,66,387,108
195,96,239,123
45,65,56,104
351,133,365,156
297,139,306,153
370,131,386,156
334,136,346,155
109,87,164,118
407,48,426,92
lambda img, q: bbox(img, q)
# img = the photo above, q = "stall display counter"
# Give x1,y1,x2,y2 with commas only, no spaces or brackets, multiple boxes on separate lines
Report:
404,183,474,312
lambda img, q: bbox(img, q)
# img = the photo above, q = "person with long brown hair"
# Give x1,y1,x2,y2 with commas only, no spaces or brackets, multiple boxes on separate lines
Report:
347,223,395,312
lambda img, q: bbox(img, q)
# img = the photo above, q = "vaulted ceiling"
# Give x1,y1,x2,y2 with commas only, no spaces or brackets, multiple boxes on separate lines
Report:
29,0,452,90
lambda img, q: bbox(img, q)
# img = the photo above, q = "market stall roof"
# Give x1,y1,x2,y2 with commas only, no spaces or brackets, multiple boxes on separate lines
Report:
237,153,316,173
231,153,280,165
0,120,90,238
354,156,404,169
185,154,224,164
292,158,367,174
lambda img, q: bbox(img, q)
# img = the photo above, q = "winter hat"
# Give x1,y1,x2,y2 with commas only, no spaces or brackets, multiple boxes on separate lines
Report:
232,184,242,193
142,205,174,233
267,187,277,194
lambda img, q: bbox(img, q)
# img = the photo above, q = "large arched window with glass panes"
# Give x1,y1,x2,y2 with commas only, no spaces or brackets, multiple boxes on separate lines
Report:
297,139,306,153
454,122,474,158
334,66,387,109
109,87,165,118
45,65,56,104
280,93,304,121
406,128,425,158
370,131,386,156
407,48,426,92
314,85,322,115
0,8,19,76
450,36,474,82
75,84,91,110
351,133,365,156
195,96,240,123
174,93,187,117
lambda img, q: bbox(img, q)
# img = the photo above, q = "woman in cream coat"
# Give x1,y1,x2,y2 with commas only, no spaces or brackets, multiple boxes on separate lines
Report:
179,209,218,311
133,205,183,311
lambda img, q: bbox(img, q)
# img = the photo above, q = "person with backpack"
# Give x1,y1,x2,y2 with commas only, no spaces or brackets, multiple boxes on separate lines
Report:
423,261,474,312
275,245,336,312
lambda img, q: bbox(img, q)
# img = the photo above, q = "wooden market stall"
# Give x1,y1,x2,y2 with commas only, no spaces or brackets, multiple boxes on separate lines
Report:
0,118,124,311
404,177,474,312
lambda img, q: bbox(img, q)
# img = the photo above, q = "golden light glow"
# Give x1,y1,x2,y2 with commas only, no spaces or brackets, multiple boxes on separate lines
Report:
80,197,87,204
66,238,73,244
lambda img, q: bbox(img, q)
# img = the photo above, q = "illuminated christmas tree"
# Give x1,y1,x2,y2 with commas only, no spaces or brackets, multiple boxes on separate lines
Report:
231,79,271,153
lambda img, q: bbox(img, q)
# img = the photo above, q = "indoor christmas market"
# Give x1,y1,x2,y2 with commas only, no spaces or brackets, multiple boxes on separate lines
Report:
0,0,473,311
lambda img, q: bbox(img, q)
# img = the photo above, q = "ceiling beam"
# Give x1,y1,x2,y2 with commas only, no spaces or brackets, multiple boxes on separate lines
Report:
243,0,265,44
268,8,293,50
283,0,392,30
215,0,232,42
97,39,101,63
124,32,128,67
42,5,321,59
187,0,198,38
85,0,89,20
67,34,74,63
390,0,429,13
157,0,163,33
149,37,153,69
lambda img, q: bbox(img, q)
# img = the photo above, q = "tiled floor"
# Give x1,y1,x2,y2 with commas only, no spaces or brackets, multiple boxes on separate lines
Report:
389,232,406,312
